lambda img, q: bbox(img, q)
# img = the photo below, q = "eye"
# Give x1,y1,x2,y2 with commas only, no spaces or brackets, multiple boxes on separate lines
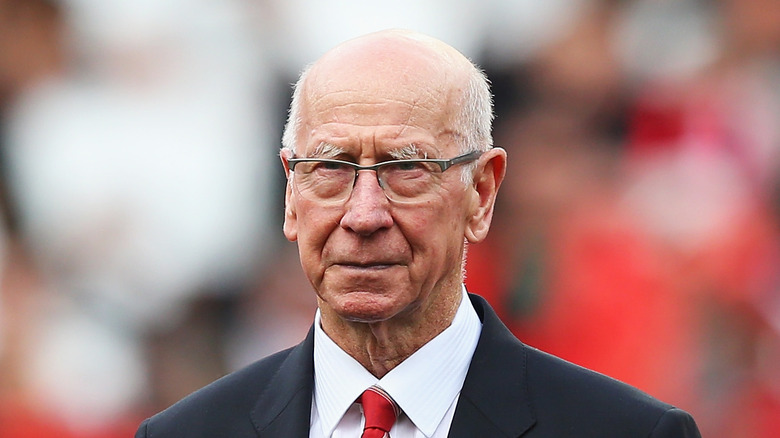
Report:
381,161,436,183
307,160,355,176
389,161,427,172
318,160,349,171
296,160,353,179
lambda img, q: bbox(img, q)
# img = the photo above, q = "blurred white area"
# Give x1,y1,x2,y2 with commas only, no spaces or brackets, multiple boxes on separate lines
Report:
22,296,146,432
623,146,753,253
264,0,485,73
263,0,589,73
481,0,590,66
6,0,275,328
614,0,719,83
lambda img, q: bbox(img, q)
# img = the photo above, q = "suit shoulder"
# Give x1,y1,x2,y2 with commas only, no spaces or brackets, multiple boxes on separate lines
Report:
524,345,684,430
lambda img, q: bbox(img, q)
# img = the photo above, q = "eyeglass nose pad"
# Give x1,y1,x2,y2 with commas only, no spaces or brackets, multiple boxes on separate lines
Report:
374,171,388,192
350,168,389,201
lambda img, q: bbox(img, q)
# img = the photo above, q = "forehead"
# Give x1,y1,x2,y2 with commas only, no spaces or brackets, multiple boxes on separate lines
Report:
299,37,462,156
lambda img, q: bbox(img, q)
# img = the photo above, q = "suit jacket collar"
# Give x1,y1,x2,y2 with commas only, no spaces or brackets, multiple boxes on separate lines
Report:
247,294,535,437
448,294,536,437
250,325,315,438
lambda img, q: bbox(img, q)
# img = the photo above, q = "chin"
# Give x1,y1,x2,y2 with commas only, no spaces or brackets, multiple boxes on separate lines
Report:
329,290,409,323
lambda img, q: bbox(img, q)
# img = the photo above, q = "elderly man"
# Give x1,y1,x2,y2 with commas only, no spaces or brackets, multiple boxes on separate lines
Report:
135,30,701,437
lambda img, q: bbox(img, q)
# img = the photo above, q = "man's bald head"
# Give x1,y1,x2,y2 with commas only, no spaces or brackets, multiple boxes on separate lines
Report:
281,29,493,156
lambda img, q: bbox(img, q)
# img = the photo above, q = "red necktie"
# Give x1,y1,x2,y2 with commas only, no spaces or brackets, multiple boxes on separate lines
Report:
359,386,399,438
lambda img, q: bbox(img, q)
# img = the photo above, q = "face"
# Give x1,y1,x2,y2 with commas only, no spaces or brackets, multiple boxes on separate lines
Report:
281,40,488,327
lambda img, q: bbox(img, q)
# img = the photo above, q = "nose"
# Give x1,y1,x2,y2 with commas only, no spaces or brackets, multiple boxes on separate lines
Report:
340,170,393,235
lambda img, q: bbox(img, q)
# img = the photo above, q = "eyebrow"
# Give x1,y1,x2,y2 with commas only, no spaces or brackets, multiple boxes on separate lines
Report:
388,144,428,160
311,142,345,159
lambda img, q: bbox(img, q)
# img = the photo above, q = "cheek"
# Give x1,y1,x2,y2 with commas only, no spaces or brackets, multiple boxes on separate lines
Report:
295,205,342,266
402,202,466,265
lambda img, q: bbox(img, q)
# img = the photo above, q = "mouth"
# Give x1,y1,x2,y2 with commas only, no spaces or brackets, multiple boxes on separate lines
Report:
336,262,396,270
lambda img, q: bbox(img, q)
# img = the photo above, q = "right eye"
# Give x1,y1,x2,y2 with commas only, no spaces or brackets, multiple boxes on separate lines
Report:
394,161,426,172
383,161,434,179
306,160,354,180
318,160,349,171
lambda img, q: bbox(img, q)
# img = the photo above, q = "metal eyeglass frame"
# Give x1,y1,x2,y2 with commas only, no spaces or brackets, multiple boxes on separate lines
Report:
286,150,482,174
286,150,483,202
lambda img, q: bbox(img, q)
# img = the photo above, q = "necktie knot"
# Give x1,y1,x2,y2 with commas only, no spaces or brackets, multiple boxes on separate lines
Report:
359,385,399,438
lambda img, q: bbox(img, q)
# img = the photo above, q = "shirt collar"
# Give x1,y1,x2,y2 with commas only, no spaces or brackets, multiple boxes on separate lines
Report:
313,287,482,437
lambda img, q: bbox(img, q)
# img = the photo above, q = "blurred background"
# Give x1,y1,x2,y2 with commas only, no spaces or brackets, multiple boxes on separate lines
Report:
0,0,778,436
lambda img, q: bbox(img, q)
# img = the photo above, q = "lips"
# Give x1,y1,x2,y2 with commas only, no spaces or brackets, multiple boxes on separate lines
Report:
336,262,397,269
325,246,409,269
330,256,407,269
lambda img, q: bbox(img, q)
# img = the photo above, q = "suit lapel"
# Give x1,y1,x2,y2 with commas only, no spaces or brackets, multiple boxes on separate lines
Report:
449,294,536,438
250,326,316,438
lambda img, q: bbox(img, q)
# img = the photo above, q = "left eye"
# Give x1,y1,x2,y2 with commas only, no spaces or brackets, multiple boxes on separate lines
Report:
393,161,426,172
320,161,348,170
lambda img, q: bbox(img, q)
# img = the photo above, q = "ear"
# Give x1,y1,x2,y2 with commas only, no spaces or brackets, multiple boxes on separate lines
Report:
465,147,507,243
280,150,298,242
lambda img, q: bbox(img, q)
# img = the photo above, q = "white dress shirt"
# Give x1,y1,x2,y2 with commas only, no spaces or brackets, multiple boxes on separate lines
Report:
310,287,482,438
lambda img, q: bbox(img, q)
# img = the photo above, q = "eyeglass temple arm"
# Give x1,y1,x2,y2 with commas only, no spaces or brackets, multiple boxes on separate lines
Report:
439,150,482,171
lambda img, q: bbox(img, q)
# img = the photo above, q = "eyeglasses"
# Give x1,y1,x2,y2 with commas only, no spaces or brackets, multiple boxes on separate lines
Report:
287,150,482,205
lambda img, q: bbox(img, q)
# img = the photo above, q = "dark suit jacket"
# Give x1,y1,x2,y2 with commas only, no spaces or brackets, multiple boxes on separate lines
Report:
136,294,701,437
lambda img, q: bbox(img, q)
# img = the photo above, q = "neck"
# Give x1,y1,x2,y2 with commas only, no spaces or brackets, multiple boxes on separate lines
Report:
319,288,462,378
